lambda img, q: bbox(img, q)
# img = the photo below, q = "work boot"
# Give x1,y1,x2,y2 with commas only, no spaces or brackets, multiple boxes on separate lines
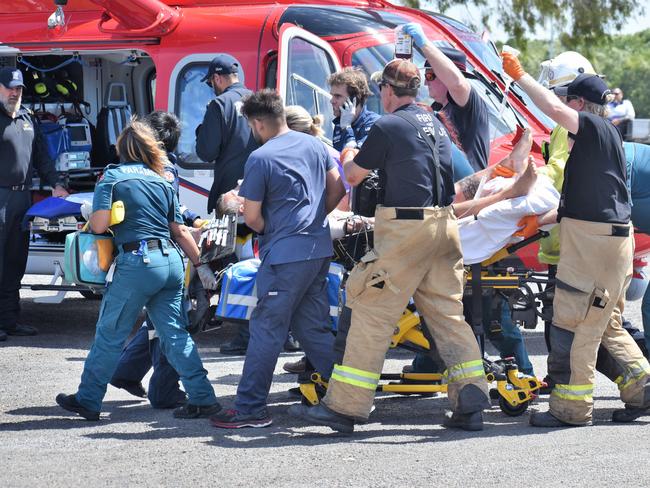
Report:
173,402,222,419
529,411,590,427
220,324,249,355
612,384,650,423
0,330,7,341
284,331,301,352
210,408,273,429
442,411,484,431
1,324,38,336
283,356,307,374
55,393,100,421
288,403,355,434
110,380,147,399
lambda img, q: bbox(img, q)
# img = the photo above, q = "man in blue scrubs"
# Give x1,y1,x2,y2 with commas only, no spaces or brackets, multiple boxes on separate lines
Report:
210,89,346,428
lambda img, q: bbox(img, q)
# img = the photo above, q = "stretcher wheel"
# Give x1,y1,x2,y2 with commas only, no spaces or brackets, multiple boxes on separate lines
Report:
498,396,529,416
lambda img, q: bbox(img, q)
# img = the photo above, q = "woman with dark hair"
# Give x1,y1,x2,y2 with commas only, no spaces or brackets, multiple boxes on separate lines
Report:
56,119,221,421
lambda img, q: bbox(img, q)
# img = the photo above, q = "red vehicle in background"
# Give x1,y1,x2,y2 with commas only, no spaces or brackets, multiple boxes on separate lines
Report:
1,0,646,300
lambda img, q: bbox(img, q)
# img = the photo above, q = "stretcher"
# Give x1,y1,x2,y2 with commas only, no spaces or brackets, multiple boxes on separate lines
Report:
298,228,550,416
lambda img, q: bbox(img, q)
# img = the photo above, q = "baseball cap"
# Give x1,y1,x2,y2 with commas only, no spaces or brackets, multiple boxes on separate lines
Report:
201,54,240,82
554,73,610,105
370,59,421,89
424,46,467,72
0,67,25,89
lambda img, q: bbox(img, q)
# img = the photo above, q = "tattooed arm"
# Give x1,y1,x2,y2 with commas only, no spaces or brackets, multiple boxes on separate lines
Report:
454,173,482,202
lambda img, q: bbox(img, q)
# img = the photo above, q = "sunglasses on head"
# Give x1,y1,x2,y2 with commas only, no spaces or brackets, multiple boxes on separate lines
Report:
566,95,582,102
425,69,436,82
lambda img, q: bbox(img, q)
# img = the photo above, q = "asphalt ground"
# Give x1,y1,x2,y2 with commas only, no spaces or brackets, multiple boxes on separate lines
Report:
0,275,648,487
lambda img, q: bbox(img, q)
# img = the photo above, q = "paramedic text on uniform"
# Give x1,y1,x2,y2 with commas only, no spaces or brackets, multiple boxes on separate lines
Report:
56,120,220,421
0,67,68,341
502,52,650,426
195,54,258,213
209,89,346,429
290,59,492,433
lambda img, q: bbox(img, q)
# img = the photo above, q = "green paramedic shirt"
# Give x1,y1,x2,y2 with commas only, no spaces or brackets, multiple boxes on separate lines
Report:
93,162,183,246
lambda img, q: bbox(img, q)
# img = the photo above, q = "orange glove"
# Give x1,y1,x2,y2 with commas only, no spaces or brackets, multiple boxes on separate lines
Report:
501,51,526,81
492,164,516,179
515,215,539,238
340,146,359,163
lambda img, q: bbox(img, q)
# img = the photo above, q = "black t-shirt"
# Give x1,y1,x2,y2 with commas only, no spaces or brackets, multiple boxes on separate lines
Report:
559,112,630,224
0,108,58,187
354,103,454,208
443,86,490,172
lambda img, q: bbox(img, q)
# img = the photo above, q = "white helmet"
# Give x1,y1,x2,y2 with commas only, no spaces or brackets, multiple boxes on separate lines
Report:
538,51,597,89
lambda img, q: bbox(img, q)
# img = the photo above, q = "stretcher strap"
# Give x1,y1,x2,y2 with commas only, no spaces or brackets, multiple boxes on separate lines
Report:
331,364,380,390
614,358,650,391
551,384,594,402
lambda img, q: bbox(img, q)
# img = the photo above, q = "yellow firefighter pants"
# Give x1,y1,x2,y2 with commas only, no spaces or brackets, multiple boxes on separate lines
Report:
549,217,650,424
323,206,488,420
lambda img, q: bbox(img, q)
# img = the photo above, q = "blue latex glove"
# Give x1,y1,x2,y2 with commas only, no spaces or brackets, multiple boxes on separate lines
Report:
402,22,428,48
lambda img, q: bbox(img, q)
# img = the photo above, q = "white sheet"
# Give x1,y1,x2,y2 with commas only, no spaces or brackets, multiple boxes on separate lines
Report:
458,175,559,264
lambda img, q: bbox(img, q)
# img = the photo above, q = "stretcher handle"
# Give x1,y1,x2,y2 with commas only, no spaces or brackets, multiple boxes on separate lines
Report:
505,230,549,254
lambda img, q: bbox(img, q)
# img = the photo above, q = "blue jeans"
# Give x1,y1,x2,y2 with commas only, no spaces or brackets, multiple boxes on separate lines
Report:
111,321,185,408
76,243,216,412
235,257,335,415
489,297,534,375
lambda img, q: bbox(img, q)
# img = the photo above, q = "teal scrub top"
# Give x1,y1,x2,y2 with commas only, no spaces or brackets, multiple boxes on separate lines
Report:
93,162,183,246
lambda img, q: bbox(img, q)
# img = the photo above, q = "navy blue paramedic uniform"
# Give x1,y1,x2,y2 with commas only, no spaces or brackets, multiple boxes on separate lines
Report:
235,130,337,415
0,106,61,330
195,82,258,212
110,152,200,408
332,106,380,152
75,162,217,412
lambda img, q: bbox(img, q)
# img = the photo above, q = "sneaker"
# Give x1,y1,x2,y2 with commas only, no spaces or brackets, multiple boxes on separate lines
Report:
55,393,100,421
442,410,484,431
1,324,38,336
210,409,272,429
110,380,147,399
283,356,307,374
173,402,222,419
288,403,354,434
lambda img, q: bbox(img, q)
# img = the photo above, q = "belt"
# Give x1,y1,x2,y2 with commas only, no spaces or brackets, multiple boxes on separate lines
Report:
394,208,424,220
122,239,164,252
0,184,29,191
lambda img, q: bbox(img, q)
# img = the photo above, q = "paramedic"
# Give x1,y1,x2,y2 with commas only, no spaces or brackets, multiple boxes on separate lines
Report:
109,111,206,407
502,52,650,427
403,22,489,172
0,67,68,341
209,89,346,429
56,120,220,421
329,67,380,152
195,54,257,213
289,59,536,434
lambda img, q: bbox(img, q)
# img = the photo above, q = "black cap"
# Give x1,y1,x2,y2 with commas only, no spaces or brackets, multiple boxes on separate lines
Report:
0,67,25,89
425,46,467,72
554,73,610,105
201,54,240,82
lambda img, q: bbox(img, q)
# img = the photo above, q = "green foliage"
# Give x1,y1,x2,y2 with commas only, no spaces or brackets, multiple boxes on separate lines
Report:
413,0,644,51
505,30,650,117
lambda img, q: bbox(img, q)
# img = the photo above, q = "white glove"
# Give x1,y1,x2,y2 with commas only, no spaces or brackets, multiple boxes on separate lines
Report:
196,263,217,290
339,97,356,130
80,200,92,221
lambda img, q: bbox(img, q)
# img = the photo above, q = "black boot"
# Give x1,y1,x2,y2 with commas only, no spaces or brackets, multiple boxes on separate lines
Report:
530,411,590,427
220,322,250,355
443,411,484,431
612,383,650,423
288,403,354,434
56,393,100,421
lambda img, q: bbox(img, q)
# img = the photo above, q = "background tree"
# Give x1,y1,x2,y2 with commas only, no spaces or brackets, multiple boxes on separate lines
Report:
406,0,644,52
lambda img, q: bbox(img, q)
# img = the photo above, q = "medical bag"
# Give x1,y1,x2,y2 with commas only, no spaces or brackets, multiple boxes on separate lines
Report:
64,229,114,287
39,120,69,162
350,170,380,217
215,259,345,330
